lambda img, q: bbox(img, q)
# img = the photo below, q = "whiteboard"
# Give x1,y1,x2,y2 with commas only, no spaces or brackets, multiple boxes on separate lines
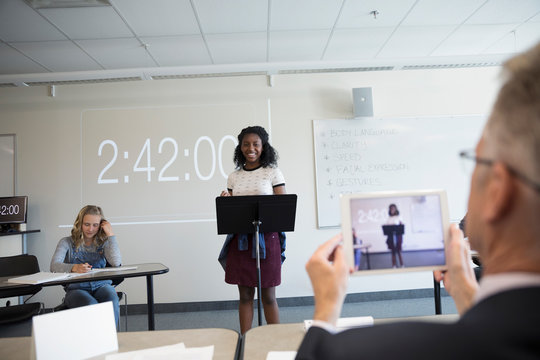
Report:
313,116,486,228
0,134,15,196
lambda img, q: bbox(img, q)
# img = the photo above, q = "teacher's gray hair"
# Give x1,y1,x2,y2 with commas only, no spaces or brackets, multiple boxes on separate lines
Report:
484,41,540,184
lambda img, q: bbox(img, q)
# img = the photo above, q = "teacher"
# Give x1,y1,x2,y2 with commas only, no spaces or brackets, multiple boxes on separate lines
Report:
218,125,286,334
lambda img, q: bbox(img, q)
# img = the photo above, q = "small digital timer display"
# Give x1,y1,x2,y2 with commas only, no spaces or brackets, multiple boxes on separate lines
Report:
0,196,27,224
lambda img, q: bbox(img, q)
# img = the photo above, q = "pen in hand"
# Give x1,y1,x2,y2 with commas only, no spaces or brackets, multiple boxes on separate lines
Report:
73,262,93,273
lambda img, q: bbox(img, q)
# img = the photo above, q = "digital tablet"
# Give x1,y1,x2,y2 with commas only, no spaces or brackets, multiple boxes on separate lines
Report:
341,189,449,275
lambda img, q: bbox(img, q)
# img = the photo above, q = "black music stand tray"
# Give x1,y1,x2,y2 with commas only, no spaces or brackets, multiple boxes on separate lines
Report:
382,224,405,236
216,194,297,326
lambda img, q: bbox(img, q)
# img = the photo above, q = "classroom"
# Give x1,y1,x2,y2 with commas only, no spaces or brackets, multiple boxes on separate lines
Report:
1,1,540,359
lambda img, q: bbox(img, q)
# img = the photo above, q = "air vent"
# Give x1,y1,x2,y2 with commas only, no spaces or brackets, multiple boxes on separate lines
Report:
402,62,501,70
25,77,141,86
25,0,110,8
279,66,394,74
0,83,17,88
151,71,267,80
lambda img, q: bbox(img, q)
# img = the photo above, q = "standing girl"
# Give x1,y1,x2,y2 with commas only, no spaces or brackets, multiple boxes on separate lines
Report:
218,126,286,333
386,204,404,268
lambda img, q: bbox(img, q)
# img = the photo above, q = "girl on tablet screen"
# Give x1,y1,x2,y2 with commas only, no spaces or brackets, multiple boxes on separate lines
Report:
386,204,404,268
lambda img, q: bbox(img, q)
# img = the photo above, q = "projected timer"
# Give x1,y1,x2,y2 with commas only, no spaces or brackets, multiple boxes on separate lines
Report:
96,136,237,184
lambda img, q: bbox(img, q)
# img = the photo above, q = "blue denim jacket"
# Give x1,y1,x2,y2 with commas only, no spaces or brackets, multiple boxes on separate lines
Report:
218,232,286,270
66,243,112,291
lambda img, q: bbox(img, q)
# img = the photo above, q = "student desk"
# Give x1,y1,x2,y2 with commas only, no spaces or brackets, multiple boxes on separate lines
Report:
0,328,240,360
241,314,460,360
0,263,169,330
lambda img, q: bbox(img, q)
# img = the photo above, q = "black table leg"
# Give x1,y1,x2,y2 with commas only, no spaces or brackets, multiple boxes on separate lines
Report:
146,275,155,330
433,276,441,315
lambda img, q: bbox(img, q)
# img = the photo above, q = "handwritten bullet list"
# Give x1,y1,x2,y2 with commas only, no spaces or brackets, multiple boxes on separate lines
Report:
318,128,408,195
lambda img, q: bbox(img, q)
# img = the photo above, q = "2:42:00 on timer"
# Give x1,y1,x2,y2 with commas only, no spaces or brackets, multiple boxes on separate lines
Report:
97,136,236,184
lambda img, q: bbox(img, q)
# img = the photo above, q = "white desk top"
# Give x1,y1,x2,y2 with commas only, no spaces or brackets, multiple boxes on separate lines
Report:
0,328,240,360
242,314,459,360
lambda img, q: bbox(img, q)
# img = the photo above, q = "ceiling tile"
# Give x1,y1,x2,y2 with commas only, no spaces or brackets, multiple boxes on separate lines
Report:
112,0,200,36
194,0,267,33
39,6,133,39
466,0,540,24
206,32,266,64
269,30,330,61
432,24,518,56
324,28,395,60
0,0,66,42
529,11,540,22
141,35,212,66
402,0,485,26
484,21,540,54
337,0,417,28
377,26,455,58
11,40,102,72
0,42,48,75
77,38,156,69
270,0,342,30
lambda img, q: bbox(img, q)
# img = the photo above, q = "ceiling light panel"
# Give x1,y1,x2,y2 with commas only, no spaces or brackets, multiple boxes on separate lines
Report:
25,0,110,8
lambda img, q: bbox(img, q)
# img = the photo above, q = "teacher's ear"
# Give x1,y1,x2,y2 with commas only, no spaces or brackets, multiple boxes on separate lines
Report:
483,162,515,223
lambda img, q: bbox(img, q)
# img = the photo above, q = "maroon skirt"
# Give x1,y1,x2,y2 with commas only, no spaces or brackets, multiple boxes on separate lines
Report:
225,232,281,288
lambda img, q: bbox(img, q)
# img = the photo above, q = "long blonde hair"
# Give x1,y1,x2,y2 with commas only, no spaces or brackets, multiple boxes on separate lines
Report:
71,205,108,249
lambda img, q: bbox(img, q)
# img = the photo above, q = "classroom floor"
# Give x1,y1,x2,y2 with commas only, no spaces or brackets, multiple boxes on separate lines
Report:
0,294,458,336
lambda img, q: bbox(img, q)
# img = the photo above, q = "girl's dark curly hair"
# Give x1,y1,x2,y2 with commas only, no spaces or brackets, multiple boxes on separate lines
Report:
233,126,279,169
388,204,400,216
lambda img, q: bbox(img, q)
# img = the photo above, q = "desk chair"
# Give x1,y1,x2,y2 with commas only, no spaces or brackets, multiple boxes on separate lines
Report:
52,265,128,331
0,254,43,324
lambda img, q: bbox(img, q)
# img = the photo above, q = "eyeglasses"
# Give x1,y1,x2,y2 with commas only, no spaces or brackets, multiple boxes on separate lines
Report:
459,150,540,194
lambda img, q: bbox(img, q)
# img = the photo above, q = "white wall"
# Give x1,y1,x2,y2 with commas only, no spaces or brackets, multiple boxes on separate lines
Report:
0,67,500,308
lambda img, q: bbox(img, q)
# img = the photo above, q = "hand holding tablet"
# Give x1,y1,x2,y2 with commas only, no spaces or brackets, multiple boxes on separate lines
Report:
340,189,449,275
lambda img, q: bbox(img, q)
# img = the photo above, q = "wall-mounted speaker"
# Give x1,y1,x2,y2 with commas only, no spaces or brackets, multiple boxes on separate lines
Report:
353,87,373,117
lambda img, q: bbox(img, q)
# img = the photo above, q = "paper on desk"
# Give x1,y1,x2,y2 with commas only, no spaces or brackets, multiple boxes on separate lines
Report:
266,351,297,360
304,316,374,332
91,266,138,273
8,266,137,285
105,343,213,360
8,271,86,284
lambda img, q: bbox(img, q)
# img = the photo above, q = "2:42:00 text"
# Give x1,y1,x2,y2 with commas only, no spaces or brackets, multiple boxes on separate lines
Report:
97,136,236,184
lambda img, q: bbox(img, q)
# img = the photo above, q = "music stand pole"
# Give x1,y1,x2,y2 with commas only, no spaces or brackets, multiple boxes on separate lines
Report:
253,220,263,326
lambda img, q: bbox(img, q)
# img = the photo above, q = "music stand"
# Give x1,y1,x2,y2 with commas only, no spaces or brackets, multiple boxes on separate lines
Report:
382,224,405,236
216,194,297,326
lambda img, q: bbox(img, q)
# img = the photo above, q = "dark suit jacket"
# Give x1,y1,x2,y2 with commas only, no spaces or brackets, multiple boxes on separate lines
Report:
296,287,540,359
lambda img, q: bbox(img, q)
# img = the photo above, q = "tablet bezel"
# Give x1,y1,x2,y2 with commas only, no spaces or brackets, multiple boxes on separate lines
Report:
340,189,449,275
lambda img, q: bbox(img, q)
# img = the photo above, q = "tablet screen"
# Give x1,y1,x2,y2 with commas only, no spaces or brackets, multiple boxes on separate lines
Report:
341,190,449,275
